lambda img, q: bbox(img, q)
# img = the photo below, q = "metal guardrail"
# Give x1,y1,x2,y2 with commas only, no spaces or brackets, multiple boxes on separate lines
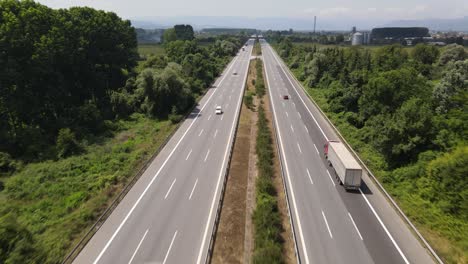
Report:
62,56,238,264
204,46,253,264
271,45,444,264
262,55,301,264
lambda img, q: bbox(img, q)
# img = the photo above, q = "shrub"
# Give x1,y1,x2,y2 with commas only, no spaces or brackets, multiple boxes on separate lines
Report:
56,128,81,159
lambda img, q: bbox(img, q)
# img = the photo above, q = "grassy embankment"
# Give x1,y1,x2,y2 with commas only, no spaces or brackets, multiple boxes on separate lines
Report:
277,44,467,263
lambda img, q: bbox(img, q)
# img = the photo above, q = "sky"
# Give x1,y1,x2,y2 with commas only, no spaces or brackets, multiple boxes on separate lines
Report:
36,0,468,29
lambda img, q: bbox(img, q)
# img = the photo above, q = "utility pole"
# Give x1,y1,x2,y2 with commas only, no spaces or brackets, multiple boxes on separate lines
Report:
313,16,317,34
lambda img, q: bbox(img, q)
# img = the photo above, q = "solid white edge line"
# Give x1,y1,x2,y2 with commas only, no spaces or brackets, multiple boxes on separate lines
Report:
264,44,310,264
359,189,410,264
326,170,336,187
189,178,199,200
313,144,320,155
127,229,149,264
91,49,240,264
196,43,252,264
297,142,302,153
306,168,313,185
268,45,329,142
185,149,193,161
348,212,363,241
162,230,178,264
198,129,204,137
204,149,211,162
322,210,333,238
164,178,176,200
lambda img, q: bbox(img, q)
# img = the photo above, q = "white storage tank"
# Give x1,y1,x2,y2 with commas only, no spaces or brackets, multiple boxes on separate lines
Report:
352,32,364,46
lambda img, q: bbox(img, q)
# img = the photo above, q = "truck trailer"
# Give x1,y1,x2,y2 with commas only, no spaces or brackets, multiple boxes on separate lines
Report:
324,141,362,190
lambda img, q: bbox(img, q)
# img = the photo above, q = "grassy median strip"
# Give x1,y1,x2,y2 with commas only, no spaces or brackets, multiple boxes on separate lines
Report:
252,59,285,264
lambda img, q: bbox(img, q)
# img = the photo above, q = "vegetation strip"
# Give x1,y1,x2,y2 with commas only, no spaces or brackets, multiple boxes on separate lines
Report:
252,58,287,263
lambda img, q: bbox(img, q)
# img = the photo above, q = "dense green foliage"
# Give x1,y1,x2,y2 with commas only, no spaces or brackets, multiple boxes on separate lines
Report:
252,59,285,263
275,40,468,263
0,0,138,160
0,1,247,262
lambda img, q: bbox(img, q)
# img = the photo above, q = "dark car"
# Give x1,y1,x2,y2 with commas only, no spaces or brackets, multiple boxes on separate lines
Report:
283,95,289,100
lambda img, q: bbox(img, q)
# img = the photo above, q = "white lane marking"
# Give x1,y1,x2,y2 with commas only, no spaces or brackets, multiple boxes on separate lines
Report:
348,212,363,240
189,178,199,200
290,124,294,133
226,103,229,108
208,114,212,121
128,229,149,264
198,129,204,137
307,168,314,185
197,44,252,264
268,45,329,141
326,170,336,187
229,95,232,100
293,102,296,107
282,102,285,107
221,115,224,121
92,43,240,264
298,112,302,119
162,231,178,264
185,149,193,160
214,129,218,138
285,111,289,117
359,189,410,264
263,47,310,264
304,125,309,133
204,149,211,162
313,144,319,155
322,210,333,238
297,143,302,153
164,178,176,200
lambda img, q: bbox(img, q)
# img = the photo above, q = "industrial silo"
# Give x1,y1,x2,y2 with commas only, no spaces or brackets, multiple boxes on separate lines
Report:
352,32,364,45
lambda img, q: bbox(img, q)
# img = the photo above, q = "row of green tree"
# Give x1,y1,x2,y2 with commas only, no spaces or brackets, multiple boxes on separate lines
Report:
0,0,247,166
275,38,467,262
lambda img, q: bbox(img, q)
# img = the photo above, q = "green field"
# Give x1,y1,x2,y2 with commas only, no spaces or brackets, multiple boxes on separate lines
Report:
137,44,165,57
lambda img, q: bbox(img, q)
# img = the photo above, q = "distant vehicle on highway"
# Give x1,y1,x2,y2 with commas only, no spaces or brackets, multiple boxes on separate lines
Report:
215,106,223,115
233,72,237,75
242,48,245,51
283,95,289,100
324,141,362,190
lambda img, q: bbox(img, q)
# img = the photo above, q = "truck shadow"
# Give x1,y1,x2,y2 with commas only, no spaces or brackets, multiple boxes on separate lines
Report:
346,180,372,195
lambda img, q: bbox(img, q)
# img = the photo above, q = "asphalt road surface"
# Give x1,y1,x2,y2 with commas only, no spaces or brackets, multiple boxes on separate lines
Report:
261,39,434,264
73,39,254,264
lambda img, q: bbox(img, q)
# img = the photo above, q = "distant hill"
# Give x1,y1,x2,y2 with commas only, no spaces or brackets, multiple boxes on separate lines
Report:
383,17,468,31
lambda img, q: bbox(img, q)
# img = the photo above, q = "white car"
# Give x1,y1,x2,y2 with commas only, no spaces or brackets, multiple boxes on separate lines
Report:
215,106,223,115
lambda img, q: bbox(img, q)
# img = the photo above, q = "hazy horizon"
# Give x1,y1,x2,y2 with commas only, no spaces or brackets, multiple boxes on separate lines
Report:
36,0,468,31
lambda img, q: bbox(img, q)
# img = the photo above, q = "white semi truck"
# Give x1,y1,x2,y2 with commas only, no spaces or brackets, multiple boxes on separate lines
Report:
324,141,362,190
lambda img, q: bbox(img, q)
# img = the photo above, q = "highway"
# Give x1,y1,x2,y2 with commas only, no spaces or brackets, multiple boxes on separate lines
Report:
73,39,254,264
261,39,434,264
